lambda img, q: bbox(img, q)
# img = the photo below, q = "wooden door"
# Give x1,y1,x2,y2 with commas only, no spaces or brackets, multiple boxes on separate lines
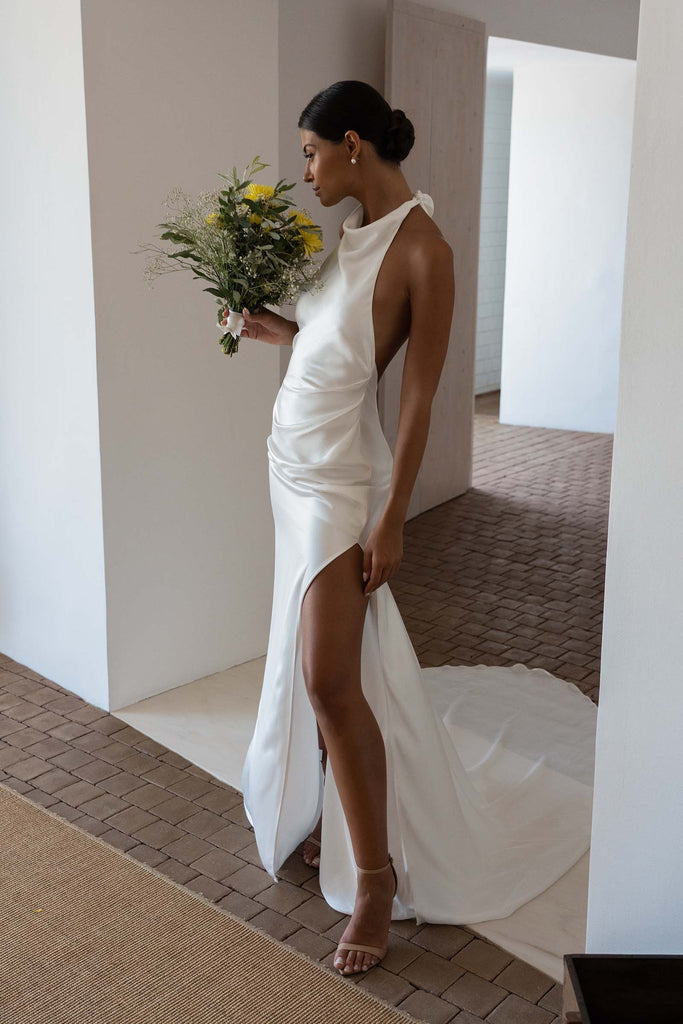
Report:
381,0,487,516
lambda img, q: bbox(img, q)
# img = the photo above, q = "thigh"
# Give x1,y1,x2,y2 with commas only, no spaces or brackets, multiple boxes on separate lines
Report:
301,543,368,699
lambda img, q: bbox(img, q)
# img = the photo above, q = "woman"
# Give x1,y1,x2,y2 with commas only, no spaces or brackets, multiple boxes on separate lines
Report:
240,81,597,979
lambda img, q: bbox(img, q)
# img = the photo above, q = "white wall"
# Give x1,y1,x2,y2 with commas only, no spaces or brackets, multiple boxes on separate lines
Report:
499,57,636,432
586,0,683,952
277,0,388,380
475,70,512,395
1,0,281,711
81,0,281,709
0,0,108,706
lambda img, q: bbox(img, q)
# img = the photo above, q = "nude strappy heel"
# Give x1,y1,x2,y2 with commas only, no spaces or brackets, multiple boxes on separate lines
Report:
302,833,321,866
334,853,398,974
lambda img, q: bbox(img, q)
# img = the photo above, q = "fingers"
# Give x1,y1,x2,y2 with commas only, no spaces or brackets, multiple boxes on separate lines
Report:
363,551,382,596
368,569,386,594
242,308,257,339
363,563,384,596
243,307,275,341
243,306,269,323
363,561,400,596
362,555,372,597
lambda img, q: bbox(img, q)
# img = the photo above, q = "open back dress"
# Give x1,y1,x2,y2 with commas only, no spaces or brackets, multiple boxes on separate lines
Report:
240,190,597,925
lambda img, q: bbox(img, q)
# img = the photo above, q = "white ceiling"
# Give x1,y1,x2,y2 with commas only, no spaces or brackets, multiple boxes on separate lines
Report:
487,35,634,72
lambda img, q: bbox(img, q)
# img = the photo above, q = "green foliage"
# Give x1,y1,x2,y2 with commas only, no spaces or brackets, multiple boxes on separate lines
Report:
134,155,324,355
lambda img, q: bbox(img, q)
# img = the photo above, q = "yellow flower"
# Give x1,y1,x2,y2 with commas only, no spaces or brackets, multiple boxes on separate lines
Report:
205,211,226,227
291,210,314,229
244,183,275,226
300,229,323,256
288,210,322,255
244,183,275,202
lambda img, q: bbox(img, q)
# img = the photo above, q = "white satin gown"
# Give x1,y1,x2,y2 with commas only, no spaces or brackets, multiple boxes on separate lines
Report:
240,190,597,924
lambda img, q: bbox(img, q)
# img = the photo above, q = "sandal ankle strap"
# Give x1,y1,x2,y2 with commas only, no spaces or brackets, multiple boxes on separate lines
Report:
355,853,393,874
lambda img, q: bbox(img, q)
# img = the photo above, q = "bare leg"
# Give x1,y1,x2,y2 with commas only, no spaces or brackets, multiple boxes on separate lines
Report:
301,543,395,974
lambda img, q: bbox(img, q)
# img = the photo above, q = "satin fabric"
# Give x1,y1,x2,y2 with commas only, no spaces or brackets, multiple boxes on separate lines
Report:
240,191,597,924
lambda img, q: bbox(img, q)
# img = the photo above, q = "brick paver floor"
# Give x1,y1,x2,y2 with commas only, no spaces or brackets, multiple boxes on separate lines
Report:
0,391,610,1023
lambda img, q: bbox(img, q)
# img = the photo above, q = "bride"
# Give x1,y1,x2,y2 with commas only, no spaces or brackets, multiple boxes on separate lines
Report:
239,80,596,979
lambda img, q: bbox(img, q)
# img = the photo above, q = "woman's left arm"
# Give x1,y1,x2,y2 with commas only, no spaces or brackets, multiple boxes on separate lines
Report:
362,235,455,596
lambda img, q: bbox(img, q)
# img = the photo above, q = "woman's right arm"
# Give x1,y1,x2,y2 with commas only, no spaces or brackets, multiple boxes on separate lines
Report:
240,308,298,346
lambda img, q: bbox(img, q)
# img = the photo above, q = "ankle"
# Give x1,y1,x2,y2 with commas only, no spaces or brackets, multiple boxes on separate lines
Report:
356,867,394,894
355,853,392,874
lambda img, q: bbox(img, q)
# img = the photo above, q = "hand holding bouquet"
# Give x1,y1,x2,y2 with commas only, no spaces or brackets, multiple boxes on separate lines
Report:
136,156,324,355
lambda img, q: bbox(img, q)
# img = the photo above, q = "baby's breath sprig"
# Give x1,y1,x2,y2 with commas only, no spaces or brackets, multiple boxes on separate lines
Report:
134,156,324,355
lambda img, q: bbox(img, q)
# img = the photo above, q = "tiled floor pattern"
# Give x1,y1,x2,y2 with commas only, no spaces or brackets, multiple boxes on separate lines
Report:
392,391,609,704
0,391,611,1024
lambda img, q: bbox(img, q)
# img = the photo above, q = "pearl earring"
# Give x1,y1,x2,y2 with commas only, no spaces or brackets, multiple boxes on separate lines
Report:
351,157,357,164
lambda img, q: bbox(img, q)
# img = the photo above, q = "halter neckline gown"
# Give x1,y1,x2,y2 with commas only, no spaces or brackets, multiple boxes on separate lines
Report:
240,190,597,925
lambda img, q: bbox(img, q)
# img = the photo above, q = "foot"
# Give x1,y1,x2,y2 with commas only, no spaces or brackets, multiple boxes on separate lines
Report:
334,858,396,975
302,812,322,867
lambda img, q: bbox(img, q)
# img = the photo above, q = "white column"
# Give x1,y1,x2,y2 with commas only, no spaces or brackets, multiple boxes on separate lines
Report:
586,0,683,950
0,0,281,710
500,56,635,433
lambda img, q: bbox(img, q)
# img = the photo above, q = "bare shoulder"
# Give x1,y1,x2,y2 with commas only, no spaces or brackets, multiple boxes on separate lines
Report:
402,208,454,295
399,205,452,269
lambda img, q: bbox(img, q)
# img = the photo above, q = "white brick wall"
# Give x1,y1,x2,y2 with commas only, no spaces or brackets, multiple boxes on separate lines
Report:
475,70,512,395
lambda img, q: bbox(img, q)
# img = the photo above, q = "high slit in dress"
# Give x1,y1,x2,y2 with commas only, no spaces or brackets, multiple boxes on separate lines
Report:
240,190,597,925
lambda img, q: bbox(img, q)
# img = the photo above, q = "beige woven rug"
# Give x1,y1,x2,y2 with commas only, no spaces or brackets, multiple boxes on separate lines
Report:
0,783,416,1024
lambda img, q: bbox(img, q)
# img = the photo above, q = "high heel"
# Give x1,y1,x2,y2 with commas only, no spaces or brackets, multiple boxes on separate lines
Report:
302,833,321,867
334,853,398,974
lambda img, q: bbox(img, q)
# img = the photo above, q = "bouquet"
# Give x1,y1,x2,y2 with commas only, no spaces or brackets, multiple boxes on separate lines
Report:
135,156,324,355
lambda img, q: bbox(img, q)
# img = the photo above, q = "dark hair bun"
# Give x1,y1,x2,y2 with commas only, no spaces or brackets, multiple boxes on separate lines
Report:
298,82,417,166
382,108,415,163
